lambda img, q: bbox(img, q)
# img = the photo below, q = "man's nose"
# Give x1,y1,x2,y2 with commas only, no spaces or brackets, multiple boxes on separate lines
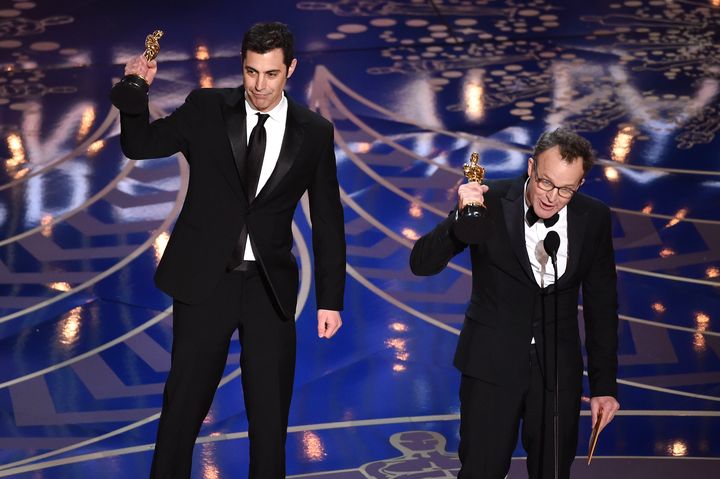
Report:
255,75,266,90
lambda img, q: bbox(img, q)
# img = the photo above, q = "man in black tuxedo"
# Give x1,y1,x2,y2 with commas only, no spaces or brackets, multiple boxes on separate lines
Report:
410,129,620,478
118,23,345,479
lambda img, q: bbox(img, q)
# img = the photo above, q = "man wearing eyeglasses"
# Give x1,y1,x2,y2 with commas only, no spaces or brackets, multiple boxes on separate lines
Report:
410,128,620,479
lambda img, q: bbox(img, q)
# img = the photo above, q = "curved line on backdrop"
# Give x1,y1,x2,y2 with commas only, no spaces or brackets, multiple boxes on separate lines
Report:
611,375,720,402
1,411,719,476
0,104,183,326
0,155,186,326
313,65,720,178
315,73,457,175
615,265,719,287
0,367,243,474
587,306,719,337
0,307,172,392
594,159,720,177
346,263,460,336
339,187,471,276
330,127,446,216
609,206,720,226
0,107,120,193
311,66,537,162
0,160,137,248
299,183,458,336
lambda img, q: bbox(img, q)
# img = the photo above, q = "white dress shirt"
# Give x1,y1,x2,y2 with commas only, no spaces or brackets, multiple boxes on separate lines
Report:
243,93,288,260
523,178,569,343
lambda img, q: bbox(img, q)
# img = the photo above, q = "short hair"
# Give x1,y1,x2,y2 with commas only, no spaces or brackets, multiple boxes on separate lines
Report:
242,22,295,70
532,128,596,176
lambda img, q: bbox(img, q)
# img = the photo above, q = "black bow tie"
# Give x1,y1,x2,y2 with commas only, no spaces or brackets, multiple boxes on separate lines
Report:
526,207,559,227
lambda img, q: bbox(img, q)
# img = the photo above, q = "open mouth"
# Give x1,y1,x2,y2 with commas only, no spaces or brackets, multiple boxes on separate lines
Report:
539,201,554,211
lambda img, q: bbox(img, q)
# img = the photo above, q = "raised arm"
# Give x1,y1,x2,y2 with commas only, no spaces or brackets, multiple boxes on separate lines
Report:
410,181,488,275
117,54,196,161
409,212,467,276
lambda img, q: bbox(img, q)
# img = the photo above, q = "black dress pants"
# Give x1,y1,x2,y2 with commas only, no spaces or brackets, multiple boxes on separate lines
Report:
150,264,296,479
457,346,581,479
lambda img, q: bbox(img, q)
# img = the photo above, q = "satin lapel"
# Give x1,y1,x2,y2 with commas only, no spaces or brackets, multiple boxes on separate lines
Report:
222,96,248,200
502,178,535,283
253,100,304,204
561,199,588,286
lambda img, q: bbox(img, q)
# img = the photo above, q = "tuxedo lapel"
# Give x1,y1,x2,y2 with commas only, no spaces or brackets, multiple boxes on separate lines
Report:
560,198,589,286
222,90,248,200
253,97,304,204
502,177,535,284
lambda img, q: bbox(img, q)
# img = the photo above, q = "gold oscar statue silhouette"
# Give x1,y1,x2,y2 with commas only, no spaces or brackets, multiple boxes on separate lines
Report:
453,152,491,244
110,30,163,114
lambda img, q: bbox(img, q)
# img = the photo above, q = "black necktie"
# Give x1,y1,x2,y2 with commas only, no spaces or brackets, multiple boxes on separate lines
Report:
228,113,270,270
245,112,270,201
526,207,559,227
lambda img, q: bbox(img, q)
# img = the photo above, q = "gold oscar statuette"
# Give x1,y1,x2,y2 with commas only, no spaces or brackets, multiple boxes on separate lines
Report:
110,30,164,114
463,152,485,184
453,152,491,244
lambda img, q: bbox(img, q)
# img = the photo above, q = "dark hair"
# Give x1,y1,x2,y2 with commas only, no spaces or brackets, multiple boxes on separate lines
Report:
242,22,295,69
532,128,596,176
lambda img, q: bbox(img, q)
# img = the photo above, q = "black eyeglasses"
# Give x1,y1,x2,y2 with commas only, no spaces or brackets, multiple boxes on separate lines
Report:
533,165,579,199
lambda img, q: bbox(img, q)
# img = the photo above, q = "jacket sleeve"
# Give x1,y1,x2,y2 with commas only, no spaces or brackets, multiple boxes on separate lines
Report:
409,211,467,276
308,122,346,311
582,205,619,399
119,90,201,162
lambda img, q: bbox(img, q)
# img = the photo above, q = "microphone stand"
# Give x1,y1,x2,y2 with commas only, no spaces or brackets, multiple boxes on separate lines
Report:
550,250,559,479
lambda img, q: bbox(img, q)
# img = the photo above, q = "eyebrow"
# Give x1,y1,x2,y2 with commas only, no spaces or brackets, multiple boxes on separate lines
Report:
244,66,282,74
537,169,579,189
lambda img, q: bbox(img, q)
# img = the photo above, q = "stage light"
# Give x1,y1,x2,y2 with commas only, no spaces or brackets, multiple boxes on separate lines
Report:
59,306,83,346
611,126,636,163
665,208,687,228
604,167,619,182
301,431,326,462
402,227,420,240
77,106,96,141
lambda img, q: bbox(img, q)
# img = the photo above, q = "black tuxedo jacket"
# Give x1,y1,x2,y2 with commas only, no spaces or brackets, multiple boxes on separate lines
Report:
410,176,618,398
120,88,346,320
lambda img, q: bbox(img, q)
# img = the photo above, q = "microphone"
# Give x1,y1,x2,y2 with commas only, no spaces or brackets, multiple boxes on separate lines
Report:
544,231,560,263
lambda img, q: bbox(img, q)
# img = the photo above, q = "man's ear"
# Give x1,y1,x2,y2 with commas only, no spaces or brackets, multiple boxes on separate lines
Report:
527,157,534,177
287,58,298,79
